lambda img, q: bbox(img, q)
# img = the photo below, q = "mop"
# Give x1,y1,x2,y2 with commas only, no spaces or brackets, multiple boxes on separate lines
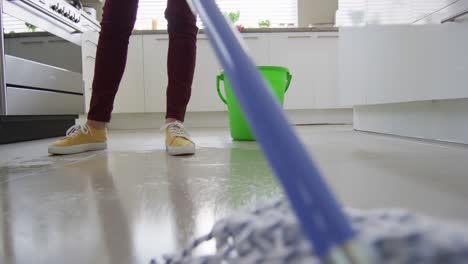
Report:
158,199,468,263
152,0,468,263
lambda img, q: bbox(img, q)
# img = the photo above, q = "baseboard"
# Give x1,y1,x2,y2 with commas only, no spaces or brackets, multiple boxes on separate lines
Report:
354,98,468,144
85,109,353,130
0,115,77,144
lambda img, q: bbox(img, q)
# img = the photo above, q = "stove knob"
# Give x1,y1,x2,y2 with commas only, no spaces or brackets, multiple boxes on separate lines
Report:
58,8,64,14
64,12,70,18
51,4,57,10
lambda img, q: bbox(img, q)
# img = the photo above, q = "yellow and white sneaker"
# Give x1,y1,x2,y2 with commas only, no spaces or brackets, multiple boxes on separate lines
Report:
163,121,195,156
48,124,107,155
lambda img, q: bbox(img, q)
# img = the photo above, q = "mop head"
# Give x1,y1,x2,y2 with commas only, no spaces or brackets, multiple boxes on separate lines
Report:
153,199,468,264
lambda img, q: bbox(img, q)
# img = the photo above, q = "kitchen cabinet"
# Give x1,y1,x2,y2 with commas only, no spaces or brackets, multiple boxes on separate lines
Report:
82,33,145,113
142,35,167,113
269,32,317,110
310,32,340,109
82,32,98,113
114,35,145,113
189,36,223,111
339,24,468,106
143,33,271,112
270,32,339,109
84,31,342,114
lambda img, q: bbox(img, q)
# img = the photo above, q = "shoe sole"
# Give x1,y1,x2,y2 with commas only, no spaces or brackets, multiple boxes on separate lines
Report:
48,143,107,155
166,144,196,156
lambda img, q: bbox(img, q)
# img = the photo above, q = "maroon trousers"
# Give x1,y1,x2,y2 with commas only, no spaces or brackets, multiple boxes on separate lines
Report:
88,0,198,122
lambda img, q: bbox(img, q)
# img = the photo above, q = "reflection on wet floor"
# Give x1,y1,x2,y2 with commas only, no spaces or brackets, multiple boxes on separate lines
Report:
1,125,468,263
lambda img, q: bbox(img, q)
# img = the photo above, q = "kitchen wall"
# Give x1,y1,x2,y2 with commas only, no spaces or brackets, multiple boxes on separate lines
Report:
298,0,338,26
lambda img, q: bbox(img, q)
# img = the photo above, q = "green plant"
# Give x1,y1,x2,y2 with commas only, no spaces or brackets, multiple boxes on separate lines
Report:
224,11,240,24
25,22,37,32
258,20,271,28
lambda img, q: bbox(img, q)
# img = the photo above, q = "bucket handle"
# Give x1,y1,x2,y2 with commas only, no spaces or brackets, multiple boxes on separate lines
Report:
285,71,292,92
218,71,292,102
217,74,227,104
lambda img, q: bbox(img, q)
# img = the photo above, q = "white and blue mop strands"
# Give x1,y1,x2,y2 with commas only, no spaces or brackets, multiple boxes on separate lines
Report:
159,199,468,264
186,0,373,263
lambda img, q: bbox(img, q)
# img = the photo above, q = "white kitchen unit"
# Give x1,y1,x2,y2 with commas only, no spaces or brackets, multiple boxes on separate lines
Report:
81,32,98,113
143,33,271,113
338,0,468,144
82,30,352,128
84,31,344,111
270,32,315,109
82,33,145,113
114,36,145,113
142,34,167,113
269,32,340,109
339,24,468,106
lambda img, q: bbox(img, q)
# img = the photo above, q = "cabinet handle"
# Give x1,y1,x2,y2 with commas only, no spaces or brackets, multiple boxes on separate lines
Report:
85,40,98,47
287,36,311,39
20,41,44,45
156,38,169,41
317,35,339,39
198,37,209,40
441,9,468,23
243,36,259,40
48,39,67,43
86,56,96,60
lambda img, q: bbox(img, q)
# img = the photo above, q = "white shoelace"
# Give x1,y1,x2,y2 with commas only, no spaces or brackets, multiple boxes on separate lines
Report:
65,124,90,138
161,121,191,139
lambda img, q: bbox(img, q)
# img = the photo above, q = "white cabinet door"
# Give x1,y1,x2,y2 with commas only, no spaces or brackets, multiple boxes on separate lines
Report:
113,35,145,113
270,32,341,109
143,35,168,113
190,33,270,112
241,33,270,65
311,32,340,109
269,32,317,110
189,35,224,112
81,32,99,113
82,34,145,113
143,33,271,113
338,24,468,106
143,34,224,113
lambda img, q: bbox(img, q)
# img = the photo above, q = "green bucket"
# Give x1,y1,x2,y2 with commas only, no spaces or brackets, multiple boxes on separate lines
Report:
217,66,292,141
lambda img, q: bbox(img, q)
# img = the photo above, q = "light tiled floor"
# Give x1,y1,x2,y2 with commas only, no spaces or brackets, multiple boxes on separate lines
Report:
1,125,468,263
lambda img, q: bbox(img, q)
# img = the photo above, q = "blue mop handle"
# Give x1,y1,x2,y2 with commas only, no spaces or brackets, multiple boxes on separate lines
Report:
188,0,355,258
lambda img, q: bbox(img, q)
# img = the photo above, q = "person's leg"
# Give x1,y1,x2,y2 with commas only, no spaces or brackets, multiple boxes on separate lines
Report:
163,0,198,156
88,0,140,125
49,0,139,155
165,0,198,123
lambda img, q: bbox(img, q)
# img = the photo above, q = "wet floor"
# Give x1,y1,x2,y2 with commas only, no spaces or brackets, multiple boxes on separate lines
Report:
1,125,468,263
